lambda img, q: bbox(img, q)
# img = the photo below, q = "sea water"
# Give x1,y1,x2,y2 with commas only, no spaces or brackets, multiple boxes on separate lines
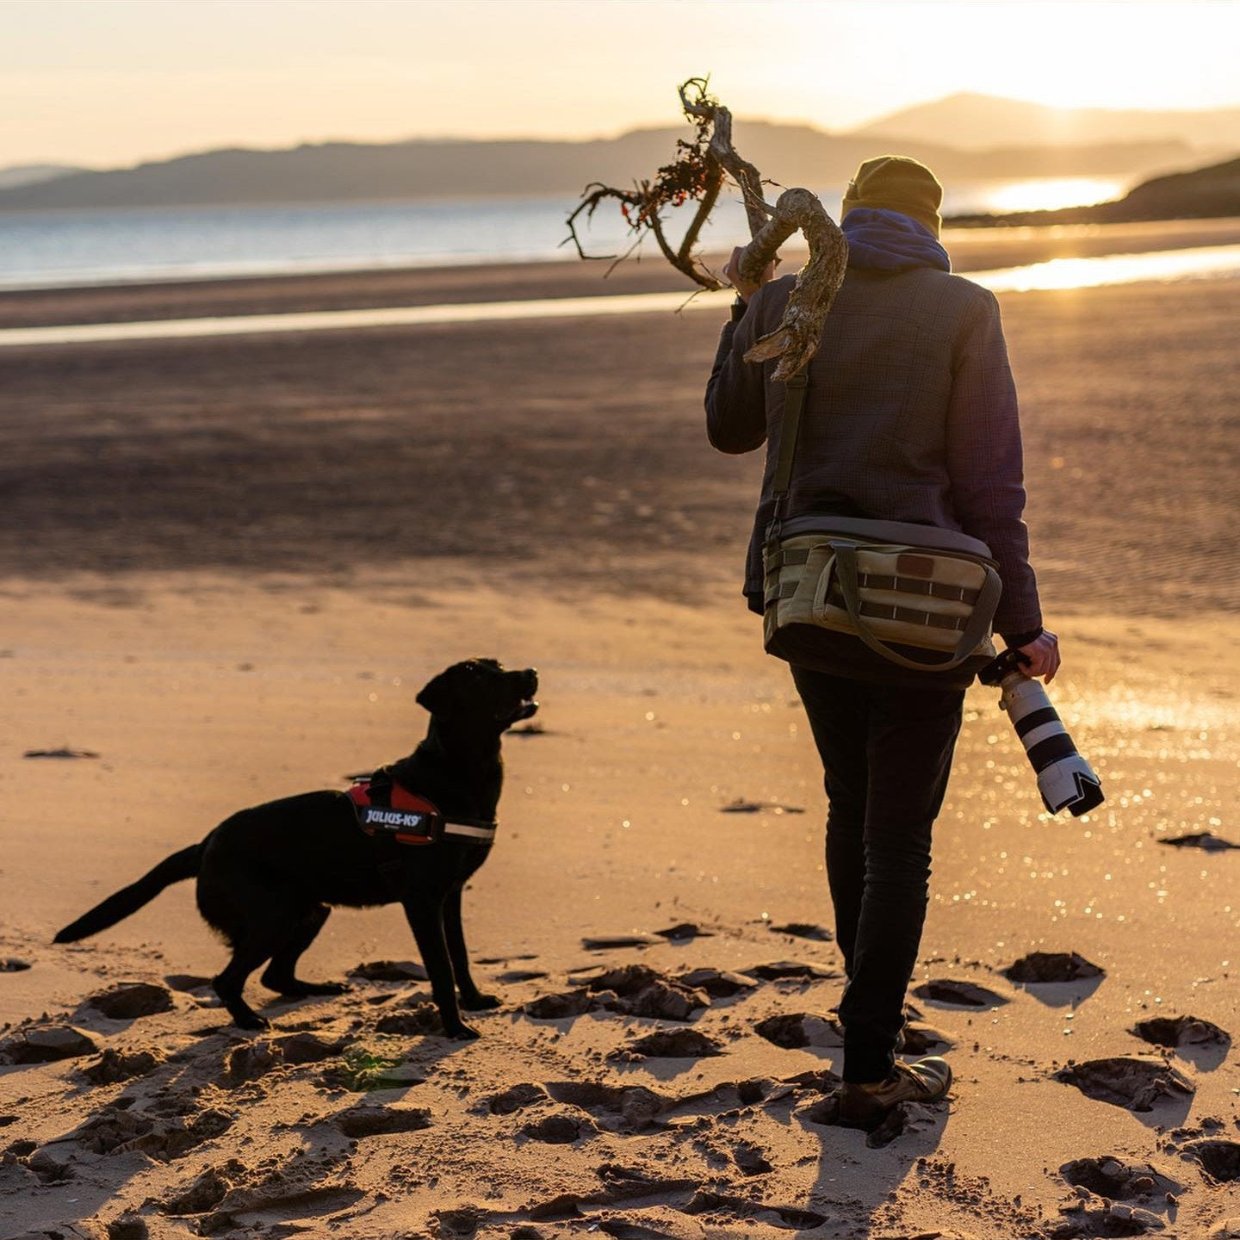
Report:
0,177,1126,291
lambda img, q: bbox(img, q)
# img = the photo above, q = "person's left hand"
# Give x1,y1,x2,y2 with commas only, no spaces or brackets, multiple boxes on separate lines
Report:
723,245,776,303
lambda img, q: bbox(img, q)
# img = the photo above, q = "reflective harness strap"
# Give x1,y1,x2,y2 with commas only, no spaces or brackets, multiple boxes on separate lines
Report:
347,780,496,847
444,821,498,842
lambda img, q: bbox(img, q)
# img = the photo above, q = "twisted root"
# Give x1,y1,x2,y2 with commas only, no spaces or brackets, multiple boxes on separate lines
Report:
740,188,849,381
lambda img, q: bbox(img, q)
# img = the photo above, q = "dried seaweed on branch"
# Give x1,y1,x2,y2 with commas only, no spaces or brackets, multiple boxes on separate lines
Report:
565,77,849,379
564,78,726,290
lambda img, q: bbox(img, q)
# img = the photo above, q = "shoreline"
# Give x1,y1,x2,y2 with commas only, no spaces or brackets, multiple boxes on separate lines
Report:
1,216,1238,329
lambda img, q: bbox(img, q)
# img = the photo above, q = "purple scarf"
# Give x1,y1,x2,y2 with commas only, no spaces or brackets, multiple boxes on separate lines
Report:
841,207,951,273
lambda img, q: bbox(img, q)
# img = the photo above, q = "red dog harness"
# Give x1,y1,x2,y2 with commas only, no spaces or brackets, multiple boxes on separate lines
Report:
347,779,497,847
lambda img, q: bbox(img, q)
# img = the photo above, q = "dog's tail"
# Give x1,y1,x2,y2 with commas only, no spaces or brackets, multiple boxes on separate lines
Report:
53,843,203,943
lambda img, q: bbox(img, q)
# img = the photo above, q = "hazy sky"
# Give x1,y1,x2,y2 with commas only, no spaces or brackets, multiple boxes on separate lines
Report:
3,0,1238,168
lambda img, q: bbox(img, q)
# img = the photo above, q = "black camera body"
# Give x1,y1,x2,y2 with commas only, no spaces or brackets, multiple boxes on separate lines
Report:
979,649,1104,818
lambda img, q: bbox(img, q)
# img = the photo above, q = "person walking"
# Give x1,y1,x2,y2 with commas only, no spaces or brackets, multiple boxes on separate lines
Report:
705,155,1060,1131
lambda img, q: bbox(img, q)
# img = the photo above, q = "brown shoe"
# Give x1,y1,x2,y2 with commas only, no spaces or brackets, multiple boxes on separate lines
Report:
837,1056,953,1131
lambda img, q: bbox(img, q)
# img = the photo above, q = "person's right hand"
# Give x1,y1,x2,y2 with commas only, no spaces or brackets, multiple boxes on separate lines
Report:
723,245,776,303
1014,629,1060,683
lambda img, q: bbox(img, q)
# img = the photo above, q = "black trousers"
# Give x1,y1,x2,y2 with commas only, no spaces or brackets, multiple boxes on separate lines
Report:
791,664,964,1084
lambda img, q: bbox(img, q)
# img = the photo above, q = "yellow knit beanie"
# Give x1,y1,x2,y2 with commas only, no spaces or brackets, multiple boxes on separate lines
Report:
841,155,944,237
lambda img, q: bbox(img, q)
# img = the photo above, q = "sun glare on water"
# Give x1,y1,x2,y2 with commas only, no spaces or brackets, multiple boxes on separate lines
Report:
979,177,1127,214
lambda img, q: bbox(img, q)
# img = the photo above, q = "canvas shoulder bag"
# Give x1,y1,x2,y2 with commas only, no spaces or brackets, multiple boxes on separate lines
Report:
762,372,1002,673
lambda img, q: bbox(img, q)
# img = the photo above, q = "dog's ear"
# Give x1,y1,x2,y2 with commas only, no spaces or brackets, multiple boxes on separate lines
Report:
416,671,454,716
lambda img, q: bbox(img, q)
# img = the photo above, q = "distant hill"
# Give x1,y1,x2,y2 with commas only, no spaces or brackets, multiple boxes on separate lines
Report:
947,155,1240,227
857,92,1240,155
0,119,1193,213
0,163,85,190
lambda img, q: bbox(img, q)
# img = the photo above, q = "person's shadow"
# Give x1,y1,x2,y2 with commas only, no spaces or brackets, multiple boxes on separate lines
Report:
791,1046,951,1234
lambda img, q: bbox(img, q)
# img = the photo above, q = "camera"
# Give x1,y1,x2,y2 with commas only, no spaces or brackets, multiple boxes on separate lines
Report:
979,649,1104,818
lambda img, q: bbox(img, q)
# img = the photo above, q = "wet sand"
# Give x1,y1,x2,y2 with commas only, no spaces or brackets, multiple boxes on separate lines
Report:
3,216,1239,328
0,220,1237,1239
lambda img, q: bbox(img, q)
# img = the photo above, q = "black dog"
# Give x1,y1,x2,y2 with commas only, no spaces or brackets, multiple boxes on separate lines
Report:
55,659,538,1038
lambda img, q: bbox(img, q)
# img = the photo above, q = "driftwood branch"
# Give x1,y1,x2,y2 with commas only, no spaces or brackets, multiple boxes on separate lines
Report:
564,78,726,291
740,188,849,381
566,78,849,379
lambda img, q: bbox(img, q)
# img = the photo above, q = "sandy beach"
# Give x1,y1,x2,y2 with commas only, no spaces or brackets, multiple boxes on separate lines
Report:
1,220,1237,1239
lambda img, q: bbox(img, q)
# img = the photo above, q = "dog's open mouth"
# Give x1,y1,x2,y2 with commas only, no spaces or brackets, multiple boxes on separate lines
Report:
498,668,539,727
505,699,539,725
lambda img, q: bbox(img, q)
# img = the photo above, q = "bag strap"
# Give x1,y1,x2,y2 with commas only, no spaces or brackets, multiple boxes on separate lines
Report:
769,370,809,526
832,542,1002,671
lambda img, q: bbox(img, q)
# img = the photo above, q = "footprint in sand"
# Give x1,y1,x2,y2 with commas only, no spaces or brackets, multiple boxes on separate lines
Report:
495,967,549,982
584,965,710,1020
1158,831,1240,852
332,1104,431,1138
732,1139,774,1175
107,1211,149,1240
87,981,175,1019
373,1001,442,1036
78,1045,167,1084
435,1207,484,1237
745,960,838,982
545,1081,670,1132
754,1012,843,1050
222,1040,281,1084
0,958,31,972
613,1029,724,1060
768,922,834,941
274,1030,348,1064
484,1082,549,1115
348,959,428,982
162,1161,246,1215
1054,1056,1194,1112
527,1166,701,1221
654,922,715,942
526,966,708,1023
720,798,805,815
913,978,1009,1008
193,1149,362,1227
674,967,758,998
0,1023,98,1064
681,1188,826,1231
581,933,662,951
1060,1155,1182,1201
521,1111,596,1144
1181,1138,1240,1186
71,1101,232,1160
1130,1013,1231,1051
164,973,213,993
524,988,594,1019
1002,952,1105,983
1049,1201,1168,1237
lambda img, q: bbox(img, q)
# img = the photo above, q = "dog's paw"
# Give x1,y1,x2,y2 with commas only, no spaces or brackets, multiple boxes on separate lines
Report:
235,1013,271,1032
444,1022,481,1041
460,991,501,1011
